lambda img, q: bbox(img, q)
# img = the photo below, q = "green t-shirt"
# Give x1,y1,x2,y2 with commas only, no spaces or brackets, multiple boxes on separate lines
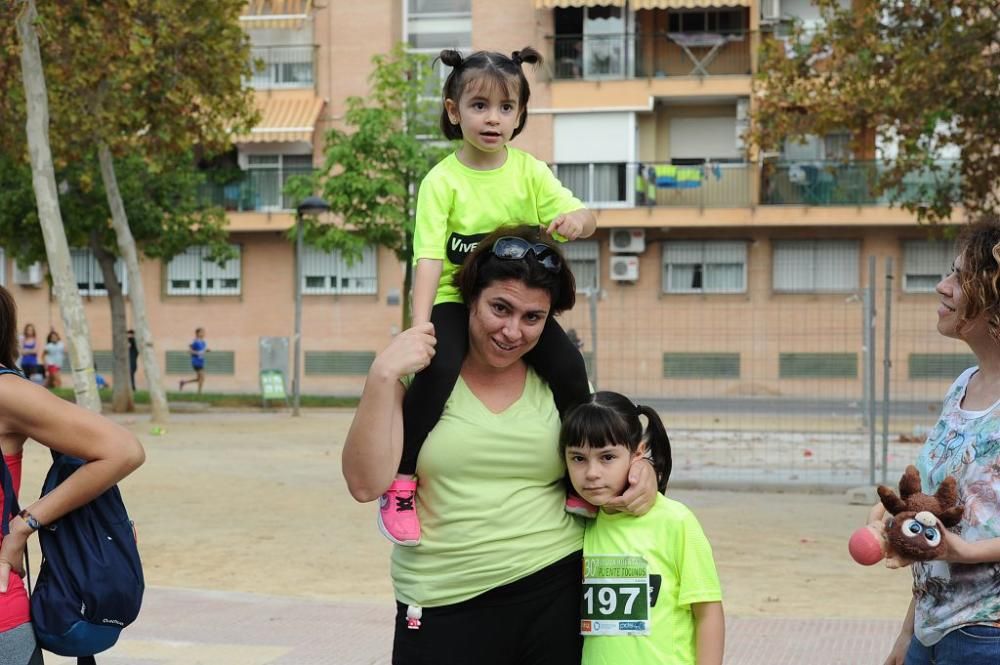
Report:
413,146,585,305
391,369,584,607
582,494,722,665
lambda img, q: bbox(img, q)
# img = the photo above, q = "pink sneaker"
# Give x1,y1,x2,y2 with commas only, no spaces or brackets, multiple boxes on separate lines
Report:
378,478,420,546
565,494,598,519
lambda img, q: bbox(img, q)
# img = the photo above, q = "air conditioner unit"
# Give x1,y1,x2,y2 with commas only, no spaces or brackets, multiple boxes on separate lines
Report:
610,255,639,282
13,262,43,287
609,228,645,254
761,0,781,22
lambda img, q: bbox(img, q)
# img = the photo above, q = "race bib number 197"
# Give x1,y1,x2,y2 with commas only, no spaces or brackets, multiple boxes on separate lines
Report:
580,555,651,636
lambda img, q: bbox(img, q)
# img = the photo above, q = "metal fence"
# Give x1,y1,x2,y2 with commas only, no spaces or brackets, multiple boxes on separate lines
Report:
555,255,964,490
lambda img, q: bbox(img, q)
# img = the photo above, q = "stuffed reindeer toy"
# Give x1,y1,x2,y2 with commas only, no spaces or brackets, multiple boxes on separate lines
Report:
849,465,964,565
876,465,965,561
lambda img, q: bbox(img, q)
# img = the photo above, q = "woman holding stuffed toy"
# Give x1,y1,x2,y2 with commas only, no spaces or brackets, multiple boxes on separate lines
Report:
0,285,145,665
883,216,1000,665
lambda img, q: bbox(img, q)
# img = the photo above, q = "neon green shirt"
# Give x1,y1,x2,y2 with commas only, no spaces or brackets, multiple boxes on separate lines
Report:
582,494,722,665
391,369,584,607
413,147,585,305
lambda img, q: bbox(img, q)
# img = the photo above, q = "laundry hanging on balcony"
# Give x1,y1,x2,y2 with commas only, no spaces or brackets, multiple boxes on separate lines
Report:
653,164,703,189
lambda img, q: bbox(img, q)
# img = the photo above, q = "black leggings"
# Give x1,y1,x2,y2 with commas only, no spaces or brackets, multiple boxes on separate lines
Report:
398,302,591,475
392,551,583,665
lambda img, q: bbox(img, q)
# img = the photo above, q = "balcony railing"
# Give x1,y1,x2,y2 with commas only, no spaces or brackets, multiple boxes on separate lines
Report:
200,168,314,212
247,45,315,89
762,161,960,206
552,162,753,208
550,31,752,81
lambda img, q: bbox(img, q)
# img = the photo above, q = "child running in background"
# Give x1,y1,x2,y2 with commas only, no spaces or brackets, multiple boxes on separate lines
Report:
378,46,597,546
561,391,725,665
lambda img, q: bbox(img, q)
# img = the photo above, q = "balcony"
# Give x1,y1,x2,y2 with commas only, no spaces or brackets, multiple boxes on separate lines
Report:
247,45,316,89
200,167,314,212
553,162,752,208
550,31,752,81
762,161,960,207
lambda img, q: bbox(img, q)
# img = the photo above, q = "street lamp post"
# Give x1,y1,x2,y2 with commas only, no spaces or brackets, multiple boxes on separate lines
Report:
293,195,331,416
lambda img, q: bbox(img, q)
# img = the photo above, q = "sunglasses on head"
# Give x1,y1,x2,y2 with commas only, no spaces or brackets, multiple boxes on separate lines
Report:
491,236,562,273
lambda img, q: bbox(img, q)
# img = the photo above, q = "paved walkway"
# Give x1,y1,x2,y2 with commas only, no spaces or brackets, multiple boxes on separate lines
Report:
42,587,903,665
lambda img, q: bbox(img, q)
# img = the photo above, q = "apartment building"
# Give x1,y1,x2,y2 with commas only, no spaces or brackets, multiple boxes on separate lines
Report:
6,0,970,402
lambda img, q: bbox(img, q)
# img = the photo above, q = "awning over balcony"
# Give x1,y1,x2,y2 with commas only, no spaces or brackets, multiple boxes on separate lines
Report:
240,0,314,30
235,91,324,144
534,0,625,8
631,0,750,8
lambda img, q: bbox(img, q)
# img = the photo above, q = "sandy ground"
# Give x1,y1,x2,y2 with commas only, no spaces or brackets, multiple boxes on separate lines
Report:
17,409,914,624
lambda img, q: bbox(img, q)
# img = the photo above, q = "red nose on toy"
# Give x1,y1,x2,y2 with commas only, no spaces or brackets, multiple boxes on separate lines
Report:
848,525,884,566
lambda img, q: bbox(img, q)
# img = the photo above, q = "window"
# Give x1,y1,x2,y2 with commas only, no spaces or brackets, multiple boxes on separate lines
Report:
903,240,953,293
246,154,313,211
166,350,235,374
167,245,242,296
302,245,378,295
554,164,627,205
406,1,471,136
70,249,127,296
304,351,376,375
663,241,746,294
782,131,852,161
248,45,314,89
772,240,858,293
406,0,471,49
668,9,746,34
564,241,599,292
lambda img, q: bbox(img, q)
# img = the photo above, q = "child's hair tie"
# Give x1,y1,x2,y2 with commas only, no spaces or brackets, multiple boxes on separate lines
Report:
511,50,523,65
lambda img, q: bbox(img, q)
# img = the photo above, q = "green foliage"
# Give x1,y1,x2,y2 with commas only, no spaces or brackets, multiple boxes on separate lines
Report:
0,0,252,270
0,151,233,268
289,44,451,326
0,0,258,161
752,0,999,223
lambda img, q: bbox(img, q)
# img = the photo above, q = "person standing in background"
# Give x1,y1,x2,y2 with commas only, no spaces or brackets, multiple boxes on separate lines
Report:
127,329,139,391
17,324,40,382
40,330,65,389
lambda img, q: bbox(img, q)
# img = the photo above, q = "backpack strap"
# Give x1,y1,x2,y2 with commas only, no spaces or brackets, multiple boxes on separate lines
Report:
0,368,24,537
0,448,19,537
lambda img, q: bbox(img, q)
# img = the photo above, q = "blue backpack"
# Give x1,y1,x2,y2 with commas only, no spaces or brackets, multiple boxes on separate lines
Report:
0,368,144,664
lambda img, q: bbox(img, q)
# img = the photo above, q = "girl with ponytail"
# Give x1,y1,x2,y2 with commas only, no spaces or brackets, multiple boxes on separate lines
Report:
378,46,599,547
560,392,726,665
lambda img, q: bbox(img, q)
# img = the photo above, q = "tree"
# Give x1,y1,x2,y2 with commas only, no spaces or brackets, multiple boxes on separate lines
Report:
2,0,257,421
290,44,449,329
751,0,999,223
0,152,232,412
13,0,100,411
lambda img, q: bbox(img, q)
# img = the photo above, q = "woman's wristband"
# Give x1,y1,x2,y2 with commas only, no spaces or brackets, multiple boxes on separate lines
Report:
17,509,43,531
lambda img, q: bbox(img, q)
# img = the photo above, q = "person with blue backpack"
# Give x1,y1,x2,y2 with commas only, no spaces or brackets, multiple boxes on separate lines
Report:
0,285,145,665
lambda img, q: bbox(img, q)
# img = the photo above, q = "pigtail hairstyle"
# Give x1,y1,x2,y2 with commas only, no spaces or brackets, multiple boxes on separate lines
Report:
560,391,672,493
437,46,543,141
0,286,19,371
637,404,672,493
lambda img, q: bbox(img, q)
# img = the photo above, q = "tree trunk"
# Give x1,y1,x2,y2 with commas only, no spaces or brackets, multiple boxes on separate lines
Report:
16,0,101,411
90,233,133,412
97,142,169,423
